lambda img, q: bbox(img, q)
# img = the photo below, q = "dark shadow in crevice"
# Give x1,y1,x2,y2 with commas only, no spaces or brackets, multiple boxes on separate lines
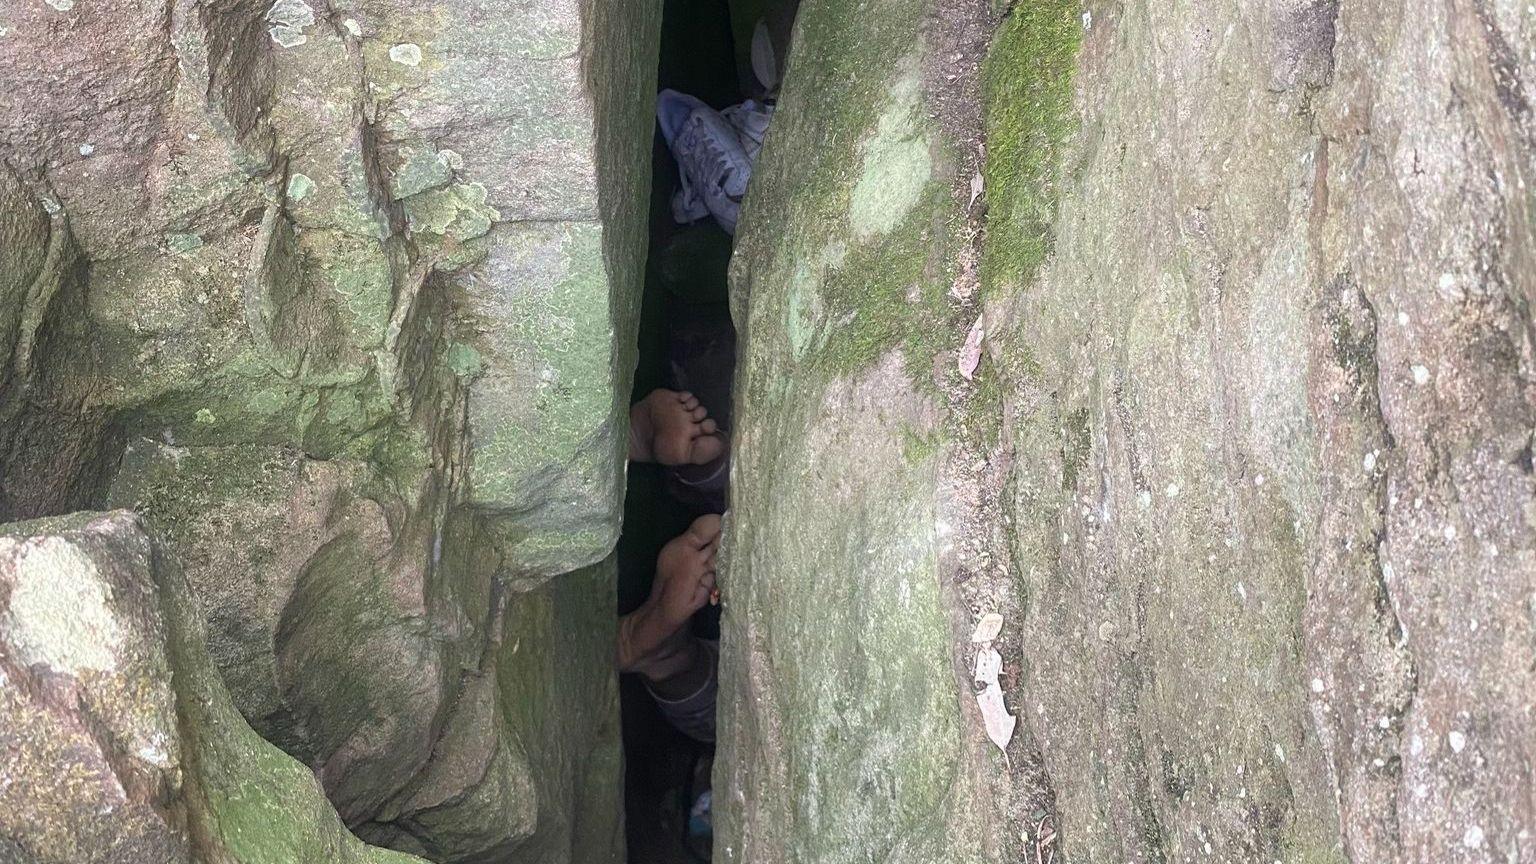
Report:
618,1,739,861
620,0,802,858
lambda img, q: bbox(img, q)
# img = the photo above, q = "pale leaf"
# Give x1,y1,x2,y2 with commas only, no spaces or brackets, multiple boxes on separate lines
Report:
958,314,984,380
970,611,1003,642
973,646,1002,686
977,683,1015,752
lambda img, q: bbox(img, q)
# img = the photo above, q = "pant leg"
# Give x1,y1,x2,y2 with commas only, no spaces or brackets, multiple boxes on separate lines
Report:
646,639,719,743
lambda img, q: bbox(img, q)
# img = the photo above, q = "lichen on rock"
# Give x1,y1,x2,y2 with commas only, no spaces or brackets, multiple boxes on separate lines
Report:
716,0,1536,861
0,511,428,864
714,0,1006,859
0,0,659,860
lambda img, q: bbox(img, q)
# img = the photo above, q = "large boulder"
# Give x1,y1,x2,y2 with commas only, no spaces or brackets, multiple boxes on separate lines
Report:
714,0,1011,859
0,0,657,575
102,439,625,861
0,0,657,859
716,0,1535,862
0,510,426,864
990,0,1536,860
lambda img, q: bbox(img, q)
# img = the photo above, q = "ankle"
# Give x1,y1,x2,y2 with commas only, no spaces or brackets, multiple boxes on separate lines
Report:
628,400,654,462
618,601,682,672
641,638,713,700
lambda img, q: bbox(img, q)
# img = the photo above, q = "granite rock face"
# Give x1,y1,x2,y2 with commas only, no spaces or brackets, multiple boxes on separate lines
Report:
102,441,479,827
715,0,1010,859
352,559,625,863
0,511,426,864
717,0,1535,861
992,0,1536,860
0,0,655,859
0,0,655,574
3,0,1530,858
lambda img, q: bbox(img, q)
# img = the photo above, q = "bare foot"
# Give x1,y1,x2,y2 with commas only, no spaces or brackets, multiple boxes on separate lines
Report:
628,389,726,466
618,514,722,673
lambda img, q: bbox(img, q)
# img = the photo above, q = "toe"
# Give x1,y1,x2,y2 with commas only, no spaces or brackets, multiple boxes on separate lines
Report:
691,433,727,465
689,513,723,544
690,405,708,421
701,418,719,435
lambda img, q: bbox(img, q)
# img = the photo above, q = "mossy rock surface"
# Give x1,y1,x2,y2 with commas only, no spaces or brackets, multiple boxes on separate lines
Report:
0,2,656,860
0,0,661,578
0,511,426,864
985,0,1536,861
722,0,1536,860
715,0,1001,860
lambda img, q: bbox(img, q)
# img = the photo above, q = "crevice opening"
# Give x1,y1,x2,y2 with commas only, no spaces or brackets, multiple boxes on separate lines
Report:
617,0,798,859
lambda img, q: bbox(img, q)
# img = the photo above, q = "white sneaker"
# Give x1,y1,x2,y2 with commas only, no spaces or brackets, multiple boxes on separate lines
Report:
657,89,762,235
722,99,775,163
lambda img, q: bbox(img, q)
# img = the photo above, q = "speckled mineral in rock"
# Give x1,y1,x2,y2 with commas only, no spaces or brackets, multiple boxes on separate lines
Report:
389,43,423,66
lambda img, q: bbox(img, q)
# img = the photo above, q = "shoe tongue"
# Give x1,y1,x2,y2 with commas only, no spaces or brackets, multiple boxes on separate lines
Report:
751,21,779,92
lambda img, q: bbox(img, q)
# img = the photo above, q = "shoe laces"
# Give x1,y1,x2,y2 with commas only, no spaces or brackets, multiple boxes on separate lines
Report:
679,115,745,202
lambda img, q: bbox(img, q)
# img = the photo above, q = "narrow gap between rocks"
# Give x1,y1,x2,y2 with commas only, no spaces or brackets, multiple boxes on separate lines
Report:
617,0,796,860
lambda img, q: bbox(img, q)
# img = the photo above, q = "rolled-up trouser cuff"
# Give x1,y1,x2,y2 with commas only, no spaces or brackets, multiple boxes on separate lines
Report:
646,639,719,743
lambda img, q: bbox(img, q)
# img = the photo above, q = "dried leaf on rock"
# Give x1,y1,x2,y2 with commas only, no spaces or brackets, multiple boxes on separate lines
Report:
973,645,1002,686
970,611,1003,642
958,314,985,380
977,683,1015,752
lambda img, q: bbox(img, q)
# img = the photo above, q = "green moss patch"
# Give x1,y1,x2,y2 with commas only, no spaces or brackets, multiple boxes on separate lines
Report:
981,0,1081,294
812,185,960,382
743,0,928,236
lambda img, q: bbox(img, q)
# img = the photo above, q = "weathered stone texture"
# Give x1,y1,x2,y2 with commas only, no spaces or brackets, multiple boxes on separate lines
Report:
0,0,655,859
719,0,1534,861
715,0,1007,860
102,440,481,825
0,511,426,864
990,0,1536,860
353,559,625,863
0,0,656,566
